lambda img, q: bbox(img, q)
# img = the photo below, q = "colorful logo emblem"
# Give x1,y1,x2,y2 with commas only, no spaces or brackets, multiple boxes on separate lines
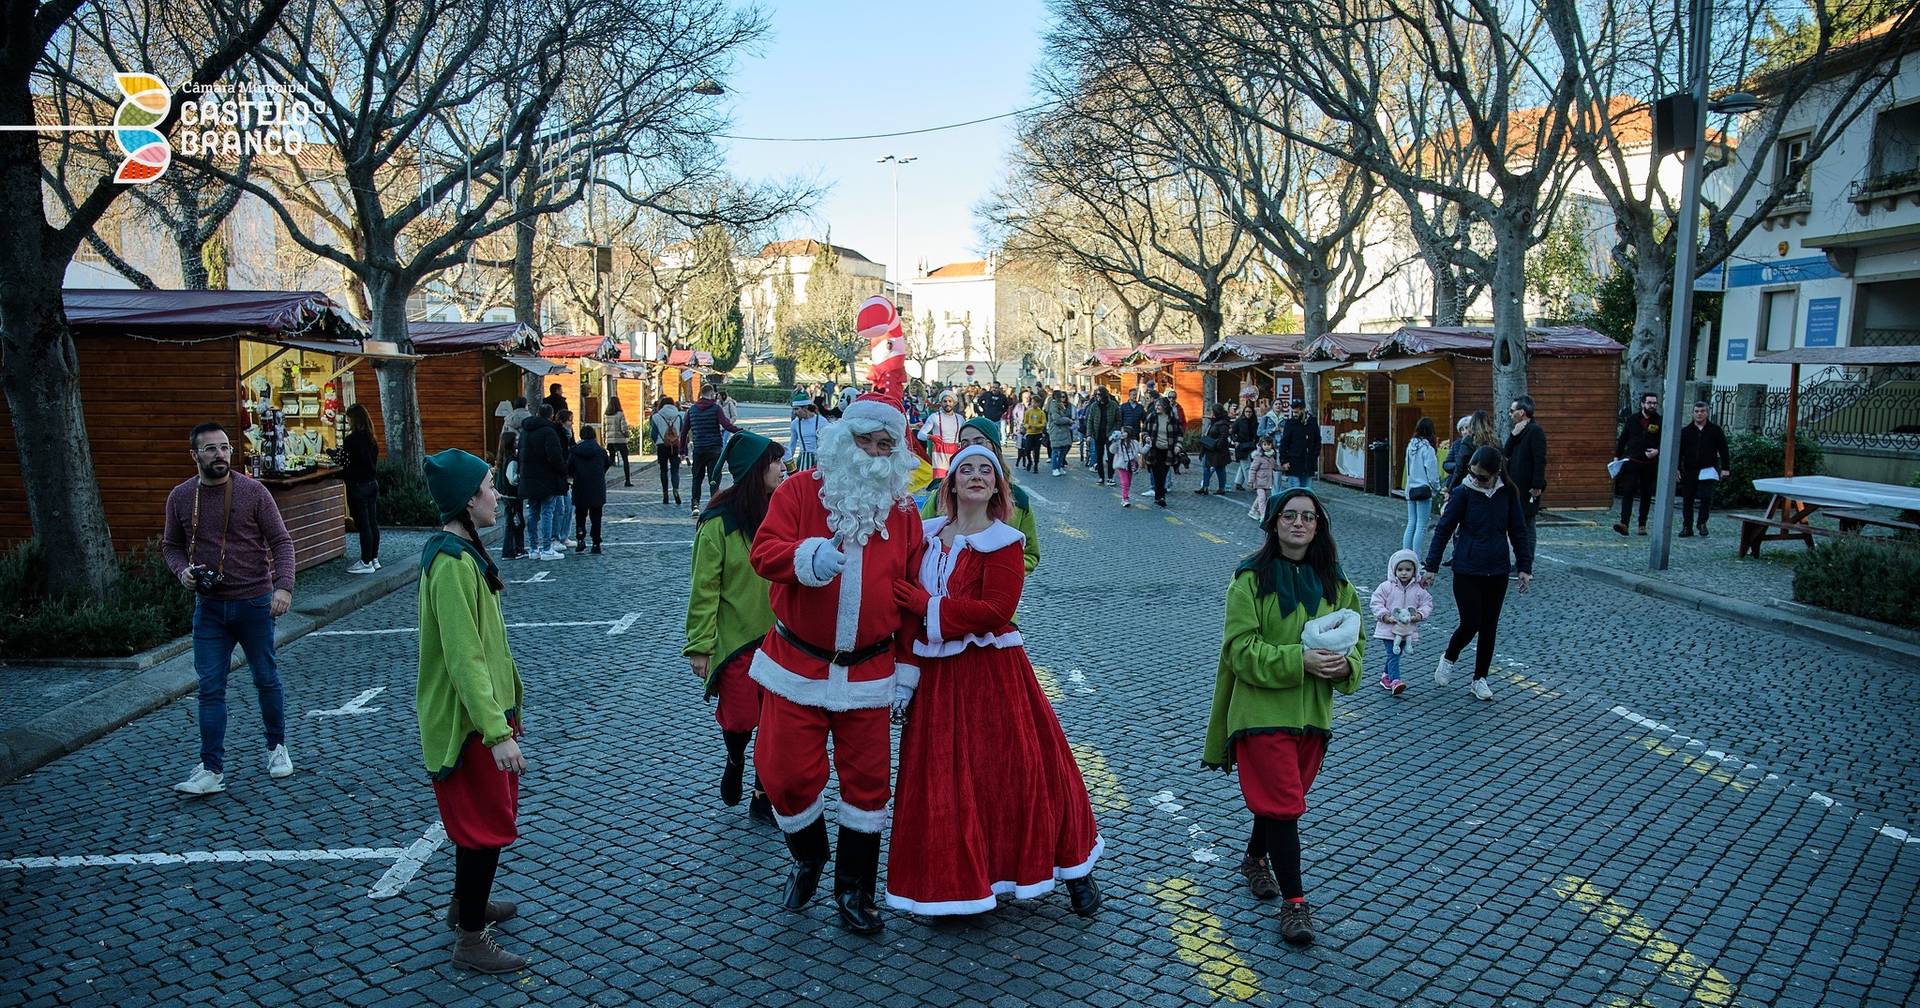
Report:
111,73,171,184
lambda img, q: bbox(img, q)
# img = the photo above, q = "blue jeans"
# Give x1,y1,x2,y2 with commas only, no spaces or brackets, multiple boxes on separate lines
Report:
1202,463,1228,491
1384,643,1403,683
1285,475,1314,491
1403,494,1432,552
192,593,286,773
546,491,572,543
1050,444,1069,470
529,496,562,551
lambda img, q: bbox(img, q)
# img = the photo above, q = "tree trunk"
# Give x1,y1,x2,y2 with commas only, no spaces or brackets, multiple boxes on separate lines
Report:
1298,279,1330,411
178,229,210,290
1197,303,1222,407
1430,265,1465,327
1626,251,1671,402
0,271,120,597
369,277,425,473
1488,217,1531,416
513,209,541,404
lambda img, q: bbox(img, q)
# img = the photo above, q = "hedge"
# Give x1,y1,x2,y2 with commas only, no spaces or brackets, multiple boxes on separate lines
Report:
377,458,441,527
0,538,197,659
1714,432,1824,510
1793,537,1920,628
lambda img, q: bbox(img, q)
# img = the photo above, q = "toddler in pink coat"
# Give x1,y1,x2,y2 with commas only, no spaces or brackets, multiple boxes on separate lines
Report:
1369,548,1434,695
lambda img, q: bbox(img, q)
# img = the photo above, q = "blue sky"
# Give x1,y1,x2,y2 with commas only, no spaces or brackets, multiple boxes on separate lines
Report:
715,0,1050,283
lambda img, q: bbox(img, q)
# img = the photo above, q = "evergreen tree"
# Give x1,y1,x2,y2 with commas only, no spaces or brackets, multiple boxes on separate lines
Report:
684,224,744,372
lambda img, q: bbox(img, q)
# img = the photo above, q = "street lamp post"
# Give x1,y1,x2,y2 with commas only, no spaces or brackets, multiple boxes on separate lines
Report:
877,155,917,302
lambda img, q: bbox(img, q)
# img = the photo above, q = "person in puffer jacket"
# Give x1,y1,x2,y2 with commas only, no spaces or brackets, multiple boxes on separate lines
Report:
1367,548,1433,696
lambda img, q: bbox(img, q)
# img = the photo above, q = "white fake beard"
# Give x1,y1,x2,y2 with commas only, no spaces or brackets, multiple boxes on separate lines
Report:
814,421,917,545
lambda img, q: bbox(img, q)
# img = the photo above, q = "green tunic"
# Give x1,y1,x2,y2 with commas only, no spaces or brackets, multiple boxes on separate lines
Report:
684,514,776,693
415,534,523,779
1203,568,1365,770
920,481,1041,574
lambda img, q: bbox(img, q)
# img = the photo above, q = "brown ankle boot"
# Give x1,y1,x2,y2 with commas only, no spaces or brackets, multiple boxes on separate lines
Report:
452,927,527,973
445,897,519,933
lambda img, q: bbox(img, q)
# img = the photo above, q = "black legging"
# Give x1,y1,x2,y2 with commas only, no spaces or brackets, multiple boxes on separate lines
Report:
345,479,380,563
1247,816,1304,899
1444,573,1510,680
690,449,721,507
656,452,682,497
1149,460,1170,503
608,442,631,485
1091,434,1113,480
453,845,501,932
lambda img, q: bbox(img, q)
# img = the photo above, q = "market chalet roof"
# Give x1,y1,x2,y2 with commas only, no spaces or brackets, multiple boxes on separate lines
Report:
1196,334,1308,365
61,288,365,344
1298,332,1389,362
757,239,874,263
408,320,538,354
538,334,637,360
924,260,988,278
1370,325,1623,359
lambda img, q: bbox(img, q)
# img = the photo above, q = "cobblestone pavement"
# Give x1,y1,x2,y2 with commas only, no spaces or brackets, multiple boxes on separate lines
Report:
4,405,1916,1008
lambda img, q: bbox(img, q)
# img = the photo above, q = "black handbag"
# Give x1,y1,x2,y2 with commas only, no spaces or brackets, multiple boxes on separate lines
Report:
1408,483,1433,501
1196,434,1219,452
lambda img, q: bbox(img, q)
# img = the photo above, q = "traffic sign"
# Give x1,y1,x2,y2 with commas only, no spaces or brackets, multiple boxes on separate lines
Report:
964,364,976,376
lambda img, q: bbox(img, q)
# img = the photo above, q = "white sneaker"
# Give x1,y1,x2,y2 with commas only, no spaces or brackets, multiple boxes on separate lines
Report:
266,744,294,779
345,560,375,575
541,548,566,560
1469,678,1494,701
371,558,382,570
172,764,225,795
560,538,576,549
1121,499,1132,508
1433,657,1454,686
1052,468,1063,477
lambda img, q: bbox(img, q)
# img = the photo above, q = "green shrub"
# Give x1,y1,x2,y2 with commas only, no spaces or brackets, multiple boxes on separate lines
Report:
1714,431,1824,509
1793,537,1920,628
377,459,442,527
0,537,198,659
726,386,802,405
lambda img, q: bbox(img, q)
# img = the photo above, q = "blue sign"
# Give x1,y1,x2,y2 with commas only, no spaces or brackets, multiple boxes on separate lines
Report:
1805,297,1841,348
1694,262,1726,292
1726,338,1748,362
1725,255,1841,288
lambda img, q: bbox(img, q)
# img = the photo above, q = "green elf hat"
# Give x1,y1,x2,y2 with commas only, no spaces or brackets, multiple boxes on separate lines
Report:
716,431,780,484
791,390,813,408
423,448,491,523
960,416,1001,444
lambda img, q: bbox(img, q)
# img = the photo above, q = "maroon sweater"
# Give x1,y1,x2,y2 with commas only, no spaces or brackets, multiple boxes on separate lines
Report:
161,474,297,601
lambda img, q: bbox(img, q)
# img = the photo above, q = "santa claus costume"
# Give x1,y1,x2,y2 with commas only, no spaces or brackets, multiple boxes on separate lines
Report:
917,396,965,478
886,444,1104,918
747,393,926,935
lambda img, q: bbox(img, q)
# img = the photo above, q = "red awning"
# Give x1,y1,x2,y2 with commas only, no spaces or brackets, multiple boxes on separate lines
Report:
409,320,537,354
62,288,366,344
664,348,715,367
1372,325,1623,358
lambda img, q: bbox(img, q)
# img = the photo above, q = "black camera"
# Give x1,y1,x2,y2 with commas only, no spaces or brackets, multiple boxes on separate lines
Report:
187,564,225,594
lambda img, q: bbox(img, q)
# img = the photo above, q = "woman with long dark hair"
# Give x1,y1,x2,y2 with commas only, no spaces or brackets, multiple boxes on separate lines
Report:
1421,445,1534,702
343,403,381,573
684,432,786,825
1402,417,1440,551
1205,488,1364,946
1145,395,1181,507
1198,403,1232,494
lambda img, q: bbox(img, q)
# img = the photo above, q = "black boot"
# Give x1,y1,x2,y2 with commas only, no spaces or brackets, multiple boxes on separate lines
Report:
832,827,884,935
780,819,829,911
748,778,776,826
1065,874,1104,917
720,731,750,807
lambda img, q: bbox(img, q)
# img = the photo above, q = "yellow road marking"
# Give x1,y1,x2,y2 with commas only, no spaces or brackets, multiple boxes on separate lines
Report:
1553,876,1738,1008
1071,743,1129,813
1502,669,1561,699
1150,878,1262,1003
1032,665,1064,701
1639,738,1753,792
1056,525,1089,539
1196,531,1227,544
1165,515,1184,525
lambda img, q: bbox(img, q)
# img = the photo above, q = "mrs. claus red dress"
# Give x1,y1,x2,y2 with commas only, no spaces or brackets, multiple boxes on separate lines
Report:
885,517,1102,915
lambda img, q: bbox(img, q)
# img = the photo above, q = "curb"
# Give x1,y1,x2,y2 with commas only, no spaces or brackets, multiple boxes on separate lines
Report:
0,528,497,785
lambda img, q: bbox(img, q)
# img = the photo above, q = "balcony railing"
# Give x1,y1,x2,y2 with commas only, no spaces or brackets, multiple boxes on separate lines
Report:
1710,380,1920,451
1849,168,1920,212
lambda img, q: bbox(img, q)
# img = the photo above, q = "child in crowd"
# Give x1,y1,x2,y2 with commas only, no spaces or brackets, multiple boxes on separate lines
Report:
1021,398,1049,473
1367,548,1432,695
1108,427,1140,507
1246,435,1278,522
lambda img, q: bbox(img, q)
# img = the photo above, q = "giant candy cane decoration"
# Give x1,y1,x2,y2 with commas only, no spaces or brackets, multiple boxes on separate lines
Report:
856,296,908,400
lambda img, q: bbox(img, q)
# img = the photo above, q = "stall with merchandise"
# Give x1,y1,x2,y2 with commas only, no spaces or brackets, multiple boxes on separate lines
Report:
539,335,667,442
1192,334,1306,409
1114,343,1204,422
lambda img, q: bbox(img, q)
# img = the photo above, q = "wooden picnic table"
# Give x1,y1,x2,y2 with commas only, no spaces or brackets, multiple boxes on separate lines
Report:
1734,476,1920,558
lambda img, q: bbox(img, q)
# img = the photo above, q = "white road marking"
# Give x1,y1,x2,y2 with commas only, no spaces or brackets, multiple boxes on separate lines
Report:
1149,790,1220,862
1067,668,1094,695
307,686,386,717
313,620,617,638
0,847,405,869
608,611,641,636
511,570,552,584
367,821,447,899
1019,484,1053,507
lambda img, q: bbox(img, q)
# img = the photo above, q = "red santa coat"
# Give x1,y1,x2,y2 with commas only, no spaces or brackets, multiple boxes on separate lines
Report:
747,470,925,710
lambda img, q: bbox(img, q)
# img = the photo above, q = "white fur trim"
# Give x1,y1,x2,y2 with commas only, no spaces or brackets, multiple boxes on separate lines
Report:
892,662,919,691
748,649,896,712
794,537,836,589
835,540,863,651
883,835,1104,916
921,516,1023,555
926,595,944,645
838,799,890,833
913,630,1024,658
773,790,827,833
948,443,1005,476
840,397,906,437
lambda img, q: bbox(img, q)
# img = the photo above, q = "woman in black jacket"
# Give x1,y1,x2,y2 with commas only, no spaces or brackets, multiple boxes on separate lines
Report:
1144,396,1181,508
1198,403,1233,494
342,403,380,573
566,427,613,554
1230,402,1258,490
1420,445,1533,703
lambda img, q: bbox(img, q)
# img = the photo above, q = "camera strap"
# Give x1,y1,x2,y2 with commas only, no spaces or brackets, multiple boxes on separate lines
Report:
188,478,234,578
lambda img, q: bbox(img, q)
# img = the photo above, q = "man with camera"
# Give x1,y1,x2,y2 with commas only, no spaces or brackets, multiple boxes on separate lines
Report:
162,422,298,796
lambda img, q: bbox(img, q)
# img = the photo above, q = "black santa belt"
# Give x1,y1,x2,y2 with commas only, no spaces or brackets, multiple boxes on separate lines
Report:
775,623,894,669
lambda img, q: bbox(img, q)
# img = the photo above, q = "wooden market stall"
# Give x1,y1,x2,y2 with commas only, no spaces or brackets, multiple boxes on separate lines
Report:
539,335,666,442
349,320,556,459
1192,335,1307,408
1305,325,1623,506
1077,347,1133,398
654,348,716,405
0,289,387,570
1115,343,1204,423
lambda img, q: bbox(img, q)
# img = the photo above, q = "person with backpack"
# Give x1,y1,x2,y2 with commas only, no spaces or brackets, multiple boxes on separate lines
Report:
652,396,686,507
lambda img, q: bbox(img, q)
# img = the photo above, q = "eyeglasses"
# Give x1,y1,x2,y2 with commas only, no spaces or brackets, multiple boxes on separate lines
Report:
1276,510,1319,525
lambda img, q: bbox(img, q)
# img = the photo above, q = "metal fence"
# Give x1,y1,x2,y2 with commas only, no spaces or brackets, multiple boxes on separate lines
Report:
1709,378,1920,451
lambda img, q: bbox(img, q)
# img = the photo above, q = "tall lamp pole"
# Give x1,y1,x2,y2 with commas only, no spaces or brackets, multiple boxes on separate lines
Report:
877,155,917,304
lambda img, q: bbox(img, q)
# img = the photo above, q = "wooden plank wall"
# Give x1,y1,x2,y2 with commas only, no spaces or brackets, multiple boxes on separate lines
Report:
0,336,236,557
1451,356,1619,509
274,477,347,569
351,353,488,459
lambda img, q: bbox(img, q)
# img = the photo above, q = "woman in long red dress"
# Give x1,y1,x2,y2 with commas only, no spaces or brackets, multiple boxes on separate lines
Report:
887,444,1104,917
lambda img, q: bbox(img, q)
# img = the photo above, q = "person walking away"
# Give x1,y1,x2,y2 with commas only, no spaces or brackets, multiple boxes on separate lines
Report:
551,410,578,550
1677,401,1730,537
789,393,825,471
1198,404,1233,494
886,445,1104,919
1145,396,1181,508
685,432,785,827
517,405,568,560
543,382,568,418
1047,390,1074,476
342,402,381,573
163,422,297,795
1277,402,1320,490
1087,387,1122,485
567,426,612,554
1614,392,1661,536
1206,489,1364,944
1402,418,1441,552
1231,402,1258,490
496,429,527,561
686,386,742,517
1421,446,1534,701
1246,435,1278,521
416,450,527,972
603,399,633,487
652,396,685,507
1109,427,1141,507
1504,396,1547,546
1368,549,1432,695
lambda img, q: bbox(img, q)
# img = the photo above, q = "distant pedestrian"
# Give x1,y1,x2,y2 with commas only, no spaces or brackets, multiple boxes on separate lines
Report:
1504,395,1548,542
918,392,965,478
502,397,530,440
417,449,526,973
342,402,381,574
543,382,568,418
1421,446,1534,702
1019,392,1048,473
517,405,568,560
1402,418,1440,552
1677,401,1730,538
789,392,825,471
567,426,611,554
603,398,633,487
1145,396,1181,508
1246,435,1278,521
1206,488,1363,946
1109,428,1140,507
551,410,577,551
1277,402,1319,490
1198,404,1232,494
1444,412,1498,501
1086,387,1122,485
652,396,685,507
976,381,1010,425
1231,401,1258,490
1368,549,1433,696
162,422,297,796
1047,390,1074,476
686,386,742,517
496,429,526,561
1614,392,1662,536
718,386,740,427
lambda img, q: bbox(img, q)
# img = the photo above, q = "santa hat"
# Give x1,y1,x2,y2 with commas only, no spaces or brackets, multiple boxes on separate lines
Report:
839,392,907,439
856,296,901,341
